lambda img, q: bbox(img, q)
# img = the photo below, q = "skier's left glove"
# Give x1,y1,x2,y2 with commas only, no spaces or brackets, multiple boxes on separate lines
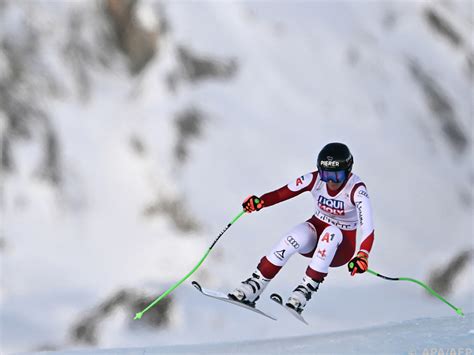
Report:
348,251,369,276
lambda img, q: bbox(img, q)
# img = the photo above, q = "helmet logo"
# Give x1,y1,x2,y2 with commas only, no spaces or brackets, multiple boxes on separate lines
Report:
327,156,334,161
320,160,340,167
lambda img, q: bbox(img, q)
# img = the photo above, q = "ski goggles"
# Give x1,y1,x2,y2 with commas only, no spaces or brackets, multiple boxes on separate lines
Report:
319,169,347,183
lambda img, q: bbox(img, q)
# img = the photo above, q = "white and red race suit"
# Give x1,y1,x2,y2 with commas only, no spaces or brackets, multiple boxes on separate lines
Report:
255,171,375,282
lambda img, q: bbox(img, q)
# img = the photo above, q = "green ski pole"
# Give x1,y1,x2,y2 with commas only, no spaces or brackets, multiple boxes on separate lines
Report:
361,267,464,317
134,209,247,320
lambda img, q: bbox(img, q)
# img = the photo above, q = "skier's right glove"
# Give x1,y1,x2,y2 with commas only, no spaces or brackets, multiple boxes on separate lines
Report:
242,195,264,213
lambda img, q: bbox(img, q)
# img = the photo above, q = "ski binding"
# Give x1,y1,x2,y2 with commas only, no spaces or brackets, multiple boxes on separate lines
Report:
270,293,309,325
192,281,277,321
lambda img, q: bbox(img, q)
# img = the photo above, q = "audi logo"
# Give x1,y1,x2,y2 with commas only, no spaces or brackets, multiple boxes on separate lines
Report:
286,236,300,249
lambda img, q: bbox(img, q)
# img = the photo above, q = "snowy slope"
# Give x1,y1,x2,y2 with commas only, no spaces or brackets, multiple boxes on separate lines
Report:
22,313,474,355
1,0,473,353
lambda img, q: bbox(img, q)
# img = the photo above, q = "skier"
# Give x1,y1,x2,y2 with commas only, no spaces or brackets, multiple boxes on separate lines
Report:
228,142,375,314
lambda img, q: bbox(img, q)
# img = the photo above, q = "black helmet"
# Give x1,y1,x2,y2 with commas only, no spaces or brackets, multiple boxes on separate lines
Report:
317,143,353,183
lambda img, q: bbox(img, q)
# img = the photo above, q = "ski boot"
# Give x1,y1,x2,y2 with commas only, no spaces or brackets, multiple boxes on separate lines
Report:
286,275,320,314
228,269,271,307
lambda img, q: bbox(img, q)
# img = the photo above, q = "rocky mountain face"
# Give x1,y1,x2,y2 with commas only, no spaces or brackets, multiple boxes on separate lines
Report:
0,1,472,352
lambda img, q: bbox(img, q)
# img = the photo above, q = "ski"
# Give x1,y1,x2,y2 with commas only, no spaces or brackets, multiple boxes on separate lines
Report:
191,281,277,321
270,293,309,325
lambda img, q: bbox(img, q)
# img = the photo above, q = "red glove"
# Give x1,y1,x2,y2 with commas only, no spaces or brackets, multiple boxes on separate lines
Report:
242,195,264,213
348,251,369,276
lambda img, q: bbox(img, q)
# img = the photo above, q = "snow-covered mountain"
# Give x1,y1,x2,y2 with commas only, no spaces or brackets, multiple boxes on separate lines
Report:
1,0,473,353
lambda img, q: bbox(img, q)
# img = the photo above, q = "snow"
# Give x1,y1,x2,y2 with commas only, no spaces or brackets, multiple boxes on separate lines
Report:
21,313,474,355
1,0,473,354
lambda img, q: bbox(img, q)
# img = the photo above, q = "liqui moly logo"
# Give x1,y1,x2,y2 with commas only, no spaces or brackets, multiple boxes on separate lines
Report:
318,196,345,215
